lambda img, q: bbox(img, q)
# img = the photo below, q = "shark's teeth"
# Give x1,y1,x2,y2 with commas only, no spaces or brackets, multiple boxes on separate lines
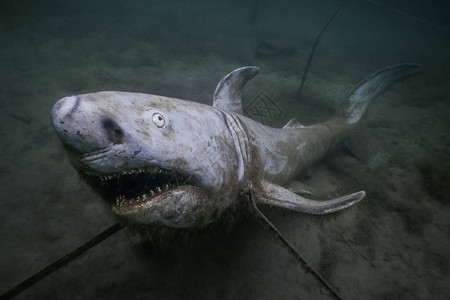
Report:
114,184,178,207
101,166,193,208
100,166,170,182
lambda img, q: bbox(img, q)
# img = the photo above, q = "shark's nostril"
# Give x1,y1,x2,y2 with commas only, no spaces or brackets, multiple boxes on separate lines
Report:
101,117,124,144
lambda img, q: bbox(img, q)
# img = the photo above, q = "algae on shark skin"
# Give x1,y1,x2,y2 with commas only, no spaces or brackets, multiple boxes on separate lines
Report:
416,155,450,204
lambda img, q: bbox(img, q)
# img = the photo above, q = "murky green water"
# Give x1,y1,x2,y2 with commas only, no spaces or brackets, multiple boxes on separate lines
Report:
1,1,449,299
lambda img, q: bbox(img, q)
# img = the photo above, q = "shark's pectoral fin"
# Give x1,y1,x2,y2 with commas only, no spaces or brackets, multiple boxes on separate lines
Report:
255,180,364,215
285,180,316,196
213,66,260,114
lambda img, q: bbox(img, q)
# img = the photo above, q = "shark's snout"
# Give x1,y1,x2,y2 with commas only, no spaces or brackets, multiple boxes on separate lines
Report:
51,95,108,154
51,96,78,145
51,95,79,126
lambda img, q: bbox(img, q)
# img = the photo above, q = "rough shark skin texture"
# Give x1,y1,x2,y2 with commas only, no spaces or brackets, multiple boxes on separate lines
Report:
51,64,422,228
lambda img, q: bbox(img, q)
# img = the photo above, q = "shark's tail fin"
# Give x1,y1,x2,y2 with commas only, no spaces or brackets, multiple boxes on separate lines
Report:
344,63,423,124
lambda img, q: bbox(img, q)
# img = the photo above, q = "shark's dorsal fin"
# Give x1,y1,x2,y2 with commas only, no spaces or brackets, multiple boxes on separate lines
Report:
282,118,304,129
213,66,260,114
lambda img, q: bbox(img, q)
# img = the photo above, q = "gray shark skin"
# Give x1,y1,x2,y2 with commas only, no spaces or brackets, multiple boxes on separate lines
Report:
51,64,422,228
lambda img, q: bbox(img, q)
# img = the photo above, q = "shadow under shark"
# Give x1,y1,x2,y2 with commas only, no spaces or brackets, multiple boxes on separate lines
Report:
51,64,422,231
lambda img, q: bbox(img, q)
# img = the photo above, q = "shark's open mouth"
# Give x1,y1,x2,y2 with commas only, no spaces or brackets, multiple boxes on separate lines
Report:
91,166,194,208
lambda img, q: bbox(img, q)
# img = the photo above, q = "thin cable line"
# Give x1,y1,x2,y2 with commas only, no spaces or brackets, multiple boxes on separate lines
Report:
0,223,124,300
250,193,344,300
297,0,346,100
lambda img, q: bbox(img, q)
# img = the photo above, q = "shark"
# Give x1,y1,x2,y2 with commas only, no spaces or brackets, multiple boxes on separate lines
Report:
51,64,422,229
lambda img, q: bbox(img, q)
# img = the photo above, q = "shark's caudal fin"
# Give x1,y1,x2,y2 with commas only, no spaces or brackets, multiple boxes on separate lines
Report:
344,63,423,124
213,66,260,114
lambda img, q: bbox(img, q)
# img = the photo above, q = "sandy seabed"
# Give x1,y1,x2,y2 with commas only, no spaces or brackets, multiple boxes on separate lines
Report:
1,1,449,299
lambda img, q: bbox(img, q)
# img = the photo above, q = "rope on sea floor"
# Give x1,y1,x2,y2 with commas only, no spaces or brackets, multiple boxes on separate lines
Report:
250,193,344,300
296,0,346,100
0,223,124,300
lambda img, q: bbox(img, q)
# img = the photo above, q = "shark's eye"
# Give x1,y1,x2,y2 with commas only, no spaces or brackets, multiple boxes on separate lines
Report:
152,113,165,128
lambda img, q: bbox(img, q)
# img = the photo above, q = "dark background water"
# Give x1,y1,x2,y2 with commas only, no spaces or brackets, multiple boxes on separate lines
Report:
1,0,449,299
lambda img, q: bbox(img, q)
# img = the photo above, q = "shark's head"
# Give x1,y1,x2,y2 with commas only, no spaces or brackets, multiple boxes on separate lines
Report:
51,91,241,228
